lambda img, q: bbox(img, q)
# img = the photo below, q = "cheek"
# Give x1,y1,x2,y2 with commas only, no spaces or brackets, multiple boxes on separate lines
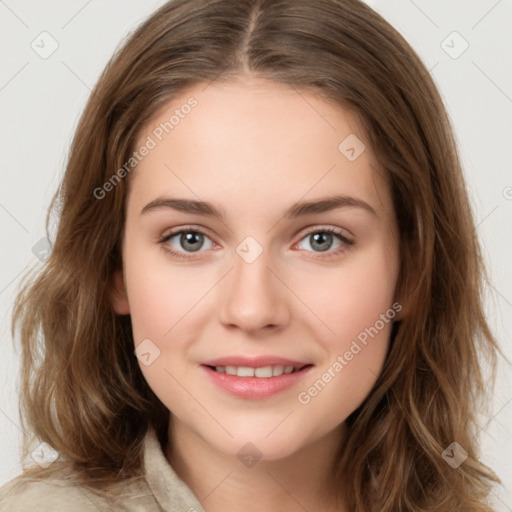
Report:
298,244,399,346
296,336,389,424
293,247,398,409
124,249,210,395
124,259,201,412
124,245,204,343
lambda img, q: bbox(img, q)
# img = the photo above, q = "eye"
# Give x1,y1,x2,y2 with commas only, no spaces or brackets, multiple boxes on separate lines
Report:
159,227,215,258
295,227,353,256
159,226,354,261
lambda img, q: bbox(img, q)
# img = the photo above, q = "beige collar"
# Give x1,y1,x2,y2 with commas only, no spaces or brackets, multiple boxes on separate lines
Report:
143,428,205,512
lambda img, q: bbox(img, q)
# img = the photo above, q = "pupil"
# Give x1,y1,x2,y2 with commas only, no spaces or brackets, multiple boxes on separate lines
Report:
182,232,203,252
311,232,332,252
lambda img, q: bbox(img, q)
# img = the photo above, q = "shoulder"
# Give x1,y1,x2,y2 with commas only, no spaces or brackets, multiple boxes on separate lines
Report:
0,473,104,511
0,469,159,512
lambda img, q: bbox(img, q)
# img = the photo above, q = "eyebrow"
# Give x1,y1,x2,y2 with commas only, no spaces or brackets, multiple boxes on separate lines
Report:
140,194,378,219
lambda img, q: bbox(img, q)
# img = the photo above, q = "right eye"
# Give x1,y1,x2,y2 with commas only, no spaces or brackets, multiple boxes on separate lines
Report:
159,227,216,258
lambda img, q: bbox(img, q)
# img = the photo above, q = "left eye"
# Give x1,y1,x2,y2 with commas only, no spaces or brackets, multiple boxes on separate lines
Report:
296,229,352,253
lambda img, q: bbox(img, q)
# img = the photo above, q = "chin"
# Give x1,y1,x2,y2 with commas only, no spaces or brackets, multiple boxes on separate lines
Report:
204,425,320,464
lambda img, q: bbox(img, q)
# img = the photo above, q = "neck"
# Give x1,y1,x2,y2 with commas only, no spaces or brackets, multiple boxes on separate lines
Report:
166,418,347,512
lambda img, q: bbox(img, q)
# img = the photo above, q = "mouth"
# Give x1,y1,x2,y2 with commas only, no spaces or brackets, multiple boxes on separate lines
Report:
205,363,311,378
200,359,314,399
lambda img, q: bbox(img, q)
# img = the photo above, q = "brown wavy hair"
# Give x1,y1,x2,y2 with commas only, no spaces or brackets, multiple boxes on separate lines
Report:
9,0,502,509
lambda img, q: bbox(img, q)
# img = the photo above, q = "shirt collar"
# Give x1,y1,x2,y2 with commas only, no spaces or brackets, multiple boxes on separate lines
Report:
144,427,205,512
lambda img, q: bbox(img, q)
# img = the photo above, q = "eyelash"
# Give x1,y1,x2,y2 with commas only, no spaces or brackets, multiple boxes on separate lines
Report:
158,225,354,261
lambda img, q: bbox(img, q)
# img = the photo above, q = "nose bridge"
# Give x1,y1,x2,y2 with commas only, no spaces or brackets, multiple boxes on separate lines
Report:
218,241,289,332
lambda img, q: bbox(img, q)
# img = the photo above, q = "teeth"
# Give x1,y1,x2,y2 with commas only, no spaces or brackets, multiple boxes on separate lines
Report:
255,366,273,378
237,366,256,377
225,366,237,376
213,364,301,377
272,365,284,377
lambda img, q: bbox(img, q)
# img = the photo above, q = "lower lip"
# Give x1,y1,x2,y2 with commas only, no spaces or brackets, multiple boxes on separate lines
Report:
201,365,313,400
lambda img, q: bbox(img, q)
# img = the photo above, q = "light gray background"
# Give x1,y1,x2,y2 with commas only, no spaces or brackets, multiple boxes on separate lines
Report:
1,0,511,509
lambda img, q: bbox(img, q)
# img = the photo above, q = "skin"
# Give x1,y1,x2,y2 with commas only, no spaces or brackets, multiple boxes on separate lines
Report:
111,76,405,512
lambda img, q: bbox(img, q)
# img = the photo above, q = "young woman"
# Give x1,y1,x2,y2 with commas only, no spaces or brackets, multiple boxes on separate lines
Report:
0,0,502,510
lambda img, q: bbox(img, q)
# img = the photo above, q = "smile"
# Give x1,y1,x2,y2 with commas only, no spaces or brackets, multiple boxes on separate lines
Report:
201,362,313,399
210,364,305,377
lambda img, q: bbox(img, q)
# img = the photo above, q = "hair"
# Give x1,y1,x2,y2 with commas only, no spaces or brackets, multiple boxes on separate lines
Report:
10,0,503,510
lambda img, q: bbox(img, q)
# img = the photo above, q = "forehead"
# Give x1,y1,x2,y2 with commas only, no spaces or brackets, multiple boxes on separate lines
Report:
128,77,392,221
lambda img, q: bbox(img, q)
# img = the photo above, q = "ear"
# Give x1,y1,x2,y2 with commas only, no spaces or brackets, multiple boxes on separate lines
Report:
110,269,130,315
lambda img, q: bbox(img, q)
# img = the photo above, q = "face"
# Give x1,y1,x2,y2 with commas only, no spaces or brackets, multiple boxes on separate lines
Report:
111,77,403,461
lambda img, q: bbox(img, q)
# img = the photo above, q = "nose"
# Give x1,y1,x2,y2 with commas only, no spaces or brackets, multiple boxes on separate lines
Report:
218,249,290,334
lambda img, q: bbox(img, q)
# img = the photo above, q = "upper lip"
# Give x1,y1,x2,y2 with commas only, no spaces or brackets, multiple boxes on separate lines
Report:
202,356,311,368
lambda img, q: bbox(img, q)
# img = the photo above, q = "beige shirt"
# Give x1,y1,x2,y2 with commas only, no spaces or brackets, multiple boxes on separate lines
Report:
0,429,206,511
